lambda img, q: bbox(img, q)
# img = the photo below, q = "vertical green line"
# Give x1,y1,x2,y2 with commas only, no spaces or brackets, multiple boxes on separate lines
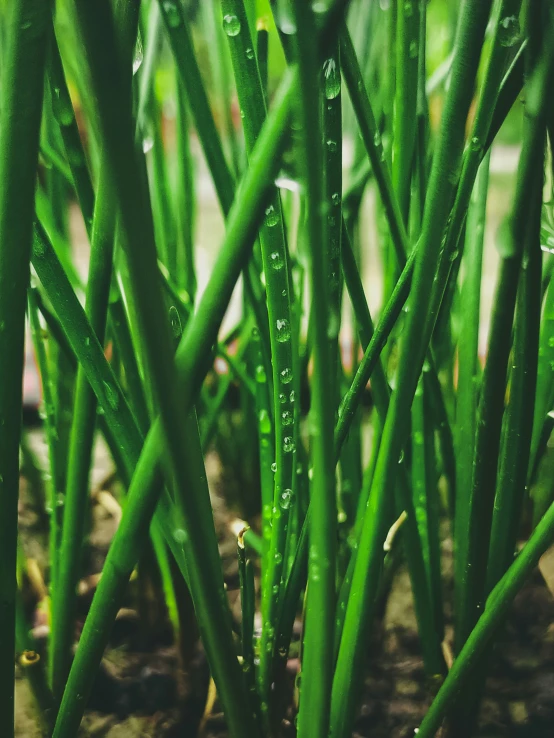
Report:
486,165,543,591
454,151,490,624
291,5,336,738
323,40,343,400
50,166,117,699
0,1,50,733
392,0,419,222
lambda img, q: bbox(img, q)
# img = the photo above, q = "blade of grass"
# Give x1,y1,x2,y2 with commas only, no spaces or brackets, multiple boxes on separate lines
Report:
323,40,343,399
392,0,419,222
486,138,543,593
27,290,62,632
291,3,336,737
175,76,197,300
48,28,95,235
454,152,490,620
50,162,117,698
0,3,50,733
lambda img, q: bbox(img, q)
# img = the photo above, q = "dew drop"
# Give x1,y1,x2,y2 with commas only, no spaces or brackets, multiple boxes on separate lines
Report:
269,251,284,270
331,192,341,207
409,40,418,58
283,436,295,453
173,528,187,544
276,318,291,342
223,13,241,36
142,136,154,153
265,205,280,227
169,305,182,338
280,488,293,510
323,58,341,100
289,390,295,403
245,47,255,60
274,552,283,565
280,367,293,384
281,410,293,427
255,365,267,383
326,139,337,153
271,462,277,473
279,392,287,404
133,33,143,75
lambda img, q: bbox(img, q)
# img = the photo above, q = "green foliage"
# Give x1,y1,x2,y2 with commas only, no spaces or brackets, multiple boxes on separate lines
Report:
1,1,554,737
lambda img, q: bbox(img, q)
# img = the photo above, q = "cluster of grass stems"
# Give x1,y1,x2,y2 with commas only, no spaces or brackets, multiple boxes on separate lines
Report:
0,0,554,736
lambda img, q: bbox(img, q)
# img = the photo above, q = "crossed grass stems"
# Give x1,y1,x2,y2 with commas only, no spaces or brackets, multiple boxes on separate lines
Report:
0,0,554,737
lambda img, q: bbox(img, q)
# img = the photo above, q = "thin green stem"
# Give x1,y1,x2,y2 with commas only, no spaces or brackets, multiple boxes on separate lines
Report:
0,3,50,733
486,164,542,592
50,163,116,699
292,4,335,738
454,152,490,618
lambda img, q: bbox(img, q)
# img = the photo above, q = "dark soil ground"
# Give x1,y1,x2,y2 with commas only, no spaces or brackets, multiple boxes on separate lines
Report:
16,429,554,737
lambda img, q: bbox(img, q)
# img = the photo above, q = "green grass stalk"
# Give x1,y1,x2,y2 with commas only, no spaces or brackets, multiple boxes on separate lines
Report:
291,4,336,738
454,152,490,619
0,3,50,733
